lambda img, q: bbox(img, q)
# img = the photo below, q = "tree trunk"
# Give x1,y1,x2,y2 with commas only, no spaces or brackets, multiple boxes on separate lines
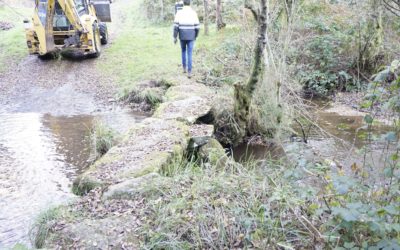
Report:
234,0,268,143
160,0,164,21
216,0,226,30
359,0,384,72
203,0,209,35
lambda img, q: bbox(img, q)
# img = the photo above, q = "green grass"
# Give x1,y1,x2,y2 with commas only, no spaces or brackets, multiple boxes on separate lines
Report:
29,207,65,248
90,120,120,158
11,243,29,250
0,5,31,72
97,0,240,94
137,158,319,249
30,205,82,248
98,0,177,90
134,145,400,249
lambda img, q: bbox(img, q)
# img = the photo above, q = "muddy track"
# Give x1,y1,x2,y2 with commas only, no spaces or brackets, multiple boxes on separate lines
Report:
0,56,115,115
0,0,129,115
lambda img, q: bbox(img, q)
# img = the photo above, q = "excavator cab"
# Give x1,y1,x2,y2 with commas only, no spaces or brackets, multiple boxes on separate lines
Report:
24,0,111,58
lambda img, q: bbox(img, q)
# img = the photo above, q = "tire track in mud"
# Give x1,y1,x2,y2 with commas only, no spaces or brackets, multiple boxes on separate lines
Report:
0,0,130,115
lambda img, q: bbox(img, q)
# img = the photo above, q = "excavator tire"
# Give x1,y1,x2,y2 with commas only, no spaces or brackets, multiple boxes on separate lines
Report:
99,23,108,45
91,24,101,58
38,52,58,60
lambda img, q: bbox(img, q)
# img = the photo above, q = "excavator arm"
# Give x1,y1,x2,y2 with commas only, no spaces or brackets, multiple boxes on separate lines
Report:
55,0,87,33
26,0,111,56
43,0,88,51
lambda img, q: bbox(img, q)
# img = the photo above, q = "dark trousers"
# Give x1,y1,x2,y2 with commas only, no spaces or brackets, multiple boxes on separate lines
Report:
180,40,195,73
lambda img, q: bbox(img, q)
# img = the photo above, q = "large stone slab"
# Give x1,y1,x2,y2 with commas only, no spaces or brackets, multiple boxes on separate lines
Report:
154,96,210,124
154,83,214,124
73,82,214,195
42,79,217,248
102,172,162,200
73,118,189,194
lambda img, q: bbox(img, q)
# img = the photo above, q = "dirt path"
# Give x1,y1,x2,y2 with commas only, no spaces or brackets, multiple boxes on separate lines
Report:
0,56,116,114
0,0,130,115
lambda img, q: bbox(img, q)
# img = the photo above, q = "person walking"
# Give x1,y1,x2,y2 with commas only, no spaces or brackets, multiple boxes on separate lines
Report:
173,0,200,78
174,1,184,14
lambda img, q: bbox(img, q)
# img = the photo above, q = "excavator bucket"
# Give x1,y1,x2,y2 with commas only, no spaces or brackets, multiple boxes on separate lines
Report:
92,0,111,22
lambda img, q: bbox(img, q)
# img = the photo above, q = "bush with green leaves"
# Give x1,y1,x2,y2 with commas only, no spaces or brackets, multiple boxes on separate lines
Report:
315,59,400,249
293,6,362,96
321,172,400,249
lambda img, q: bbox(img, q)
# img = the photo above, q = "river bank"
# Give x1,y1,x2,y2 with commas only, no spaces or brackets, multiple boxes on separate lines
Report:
1,0,399,248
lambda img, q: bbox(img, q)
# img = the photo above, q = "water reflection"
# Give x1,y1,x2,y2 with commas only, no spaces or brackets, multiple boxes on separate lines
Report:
0,110,147,248
0,113,74,248
232,104,394,172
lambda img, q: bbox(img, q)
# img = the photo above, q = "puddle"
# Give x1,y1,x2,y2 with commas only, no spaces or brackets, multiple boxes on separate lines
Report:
0,110,148,248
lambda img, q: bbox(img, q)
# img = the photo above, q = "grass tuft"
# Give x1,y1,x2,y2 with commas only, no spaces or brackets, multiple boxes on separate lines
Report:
72,177,101,196
29,207,62,248
89,120,119,159
120,79,171,111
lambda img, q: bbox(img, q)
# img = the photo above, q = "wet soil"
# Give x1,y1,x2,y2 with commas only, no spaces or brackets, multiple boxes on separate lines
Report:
0,56,116,115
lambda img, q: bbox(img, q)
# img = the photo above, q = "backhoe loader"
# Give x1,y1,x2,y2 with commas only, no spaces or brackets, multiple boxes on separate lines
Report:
23,0,111,58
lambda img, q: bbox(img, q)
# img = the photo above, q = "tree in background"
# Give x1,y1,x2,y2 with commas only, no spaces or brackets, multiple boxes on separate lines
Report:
358,0,385,72
160,0,164,20
216,0,226,30
203,0,209,35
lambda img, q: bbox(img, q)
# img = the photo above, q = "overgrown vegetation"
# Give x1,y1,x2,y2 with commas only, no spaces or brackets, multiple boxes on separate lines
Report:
294,1,399,96
120,79,172,111
131,145,398,249
135,1,400,248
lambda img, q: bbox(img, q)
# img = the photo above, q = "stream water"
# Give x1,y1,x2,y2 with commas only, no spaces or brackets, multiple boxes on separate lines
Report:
0,110,147,248
233,99,394,173
0,92,393,249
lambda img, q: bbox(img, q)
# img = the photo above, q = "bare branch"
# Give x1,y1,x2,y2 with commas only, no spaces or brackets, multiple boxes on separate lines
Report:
382,0,400,16
244,0,259,21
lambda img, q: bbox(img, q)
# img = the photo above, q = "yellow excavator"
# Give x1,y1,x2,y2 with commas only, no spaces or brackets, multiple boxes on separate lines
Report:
23,0,111,58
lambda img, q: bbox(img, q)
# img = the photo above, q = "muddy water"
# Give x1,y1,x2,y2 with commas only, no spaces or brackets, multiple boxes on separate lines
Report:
307,108,393,169
233,100,394,172
233,143,284,162
0,110,147,248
